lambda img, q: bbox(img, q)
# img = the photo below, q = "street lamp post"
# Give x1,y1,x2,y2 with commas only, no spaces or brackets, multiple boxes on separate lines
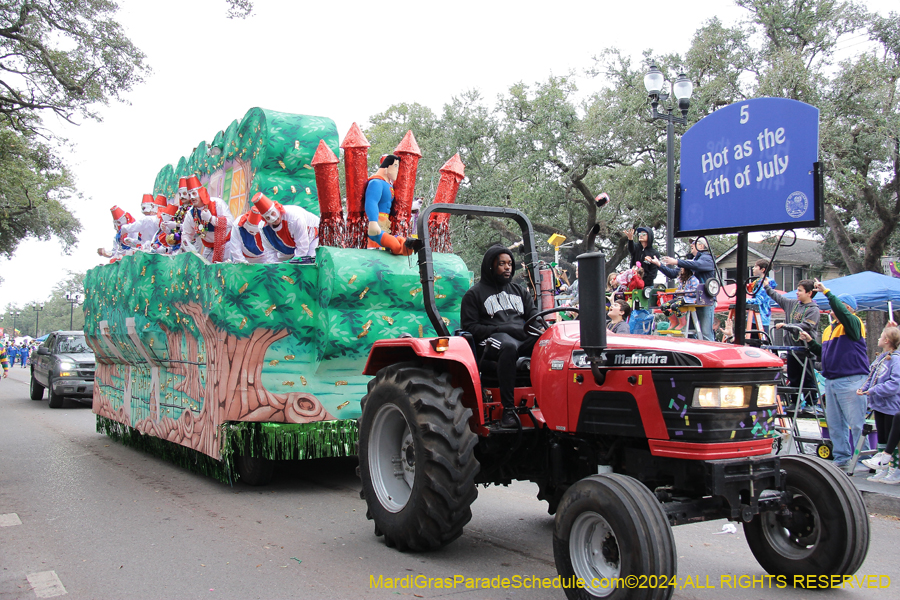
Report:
13,311,21,337
64,292,83,330
643,63,693,276
33,303,44,338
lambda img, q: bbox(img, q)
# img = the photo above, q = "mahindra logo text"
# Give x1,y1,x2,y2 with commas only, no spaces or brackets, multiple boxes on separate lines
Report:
613,353,669,365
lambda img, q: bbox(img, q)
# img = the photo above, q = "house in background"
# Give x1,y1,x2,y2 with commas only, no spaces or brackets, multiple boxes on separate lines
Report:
715,238,841,343
716,237,841,293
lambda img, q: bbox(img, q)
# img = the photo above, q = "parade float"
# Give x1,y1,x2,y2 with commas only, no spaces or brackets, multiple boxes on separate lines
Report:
83,108,470,483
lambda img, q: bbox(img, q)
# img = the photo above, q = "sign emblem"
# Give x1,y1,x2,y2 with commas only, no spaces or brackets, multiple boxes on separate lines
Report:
785,191,808,219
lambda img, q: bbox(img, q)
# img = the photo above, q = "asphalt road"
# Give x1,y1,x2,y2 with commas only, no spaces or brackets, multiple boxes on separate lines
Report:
1,367,898,600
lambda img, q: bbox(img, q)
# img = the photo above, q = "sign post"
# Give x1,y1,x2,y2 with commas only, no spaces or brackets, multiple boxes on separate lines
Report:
678,98,822,343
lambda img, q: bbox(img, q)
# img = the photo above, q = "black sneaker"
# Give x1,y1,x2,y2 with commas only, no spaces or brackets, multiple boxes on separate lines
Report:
404,237,424,252
500,409,518,429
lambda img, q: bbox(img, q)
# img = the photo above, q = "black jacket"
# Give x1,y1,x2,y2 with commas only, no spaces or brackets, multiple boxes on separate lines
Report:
461,245,539,343
627,227,660,284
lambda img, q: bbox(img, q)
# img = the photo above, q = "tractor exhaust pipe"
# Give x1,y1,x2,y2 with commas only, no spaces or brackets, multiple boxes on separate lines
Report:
577,240,607,386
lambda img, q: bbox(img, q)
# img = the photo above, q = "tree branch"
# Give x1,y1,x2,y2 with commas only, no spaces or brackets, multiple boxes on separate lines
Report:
823,204,863,273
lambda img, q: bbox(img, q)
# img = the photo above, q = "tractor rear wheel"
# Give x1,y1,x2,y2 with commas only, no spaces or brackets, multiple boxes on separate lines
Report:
554,474,676,600
743,455,869,582
358,362,479,551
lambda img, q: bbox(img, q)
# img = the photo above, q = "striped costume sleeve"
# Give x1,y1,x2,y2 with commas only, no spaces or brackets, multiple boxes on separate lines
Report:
1,348,9,373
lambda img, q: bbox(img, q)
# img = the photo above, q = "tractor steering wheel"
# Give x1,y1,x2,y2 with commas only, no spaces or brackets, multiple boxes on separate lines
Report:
525,306,579,330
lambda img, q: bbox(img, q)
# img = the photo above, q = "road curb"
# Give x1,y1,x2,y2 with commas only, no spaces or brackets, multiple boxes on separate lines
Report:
860,490,900,518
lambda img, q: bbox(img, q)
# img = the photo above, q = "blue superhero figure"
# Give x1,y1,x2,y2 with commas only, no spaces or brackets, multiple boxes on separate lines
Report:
365,154,423,256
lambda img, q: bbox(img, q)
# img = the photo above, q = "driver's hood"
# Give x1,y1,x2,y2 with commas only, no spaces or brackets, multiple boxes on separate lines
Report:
57,353,95,363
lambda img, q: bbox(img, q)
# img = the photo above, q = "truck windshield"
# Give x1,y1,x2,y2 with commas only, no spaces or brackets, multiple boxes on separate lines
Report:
57,336,91,354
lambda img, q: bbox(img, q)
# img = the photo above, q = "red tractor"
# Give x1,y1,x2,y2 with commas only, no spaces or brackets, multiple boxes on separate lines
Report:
358,205,869,600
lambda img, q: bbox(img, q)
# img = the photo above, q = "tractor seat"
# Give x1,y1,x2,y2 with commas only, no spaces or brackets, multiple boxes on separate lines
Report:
453,329,532,388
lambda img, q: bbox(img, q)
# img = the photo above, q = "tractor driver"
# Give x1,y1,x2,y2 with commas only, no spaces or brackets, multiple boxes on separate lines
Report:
461,245,545,428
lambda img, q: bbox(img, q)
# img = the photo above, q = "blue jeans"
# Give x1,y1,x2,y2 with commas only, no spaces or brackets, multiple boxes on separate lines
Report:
696,305,715,342
824,374,868,464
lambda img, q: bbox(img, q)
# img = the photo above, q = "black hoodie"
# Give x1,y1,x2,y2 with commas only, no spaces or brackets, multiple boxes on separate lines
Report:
460,245,538,343
627,227,660,284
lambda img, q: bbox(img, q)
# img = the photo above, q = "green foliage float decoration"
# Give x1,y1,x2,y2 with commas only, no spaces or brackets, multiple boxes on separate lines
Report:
84,247,470,471
151,107,340,216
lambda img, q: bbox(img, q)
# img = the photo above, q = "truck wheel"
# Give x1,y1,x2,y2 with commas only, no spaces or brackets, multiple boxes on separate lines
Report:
30,373,44,400
48,378,63,409
744,455,869,581
554,474,676,600
358,362,479,552
235,454,275,486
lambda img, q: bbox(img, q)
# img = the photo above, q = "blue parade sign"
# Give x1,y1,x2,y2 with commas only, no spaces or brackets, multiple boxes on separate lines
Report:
676,98,822,235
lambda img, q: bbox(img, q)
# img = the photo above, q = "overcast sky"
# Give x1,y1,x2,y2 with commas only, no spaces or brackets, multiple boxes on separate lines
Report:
0,0,894,310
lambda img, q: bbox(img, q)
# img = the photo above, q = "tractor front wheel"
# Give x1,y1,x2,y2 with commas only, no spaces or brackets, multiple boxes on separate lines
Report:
358,362,479,552
554,474,676,600
744,455,869,582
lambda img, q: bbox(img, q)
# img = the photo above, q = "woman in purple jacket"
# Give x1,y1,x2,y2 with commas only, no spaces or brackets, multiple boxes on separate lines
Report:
858,327,900,483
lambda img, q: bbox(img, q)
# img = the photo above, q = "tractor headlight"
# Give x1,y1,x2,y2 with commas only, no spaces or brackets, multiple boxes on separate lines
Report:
757,385,777,407
692,386,749,408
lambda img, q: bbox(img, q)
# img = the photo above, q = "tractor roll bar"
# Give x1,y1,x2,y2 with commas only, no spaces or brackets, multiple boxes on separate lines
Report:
416,204,542,338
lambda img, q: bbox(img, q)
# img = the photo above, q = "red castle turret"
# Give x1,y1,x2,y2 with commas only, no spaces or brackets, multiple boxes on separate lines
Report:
341,123,370,249
311,140,344,247
391,130,422,238
430,153,465,253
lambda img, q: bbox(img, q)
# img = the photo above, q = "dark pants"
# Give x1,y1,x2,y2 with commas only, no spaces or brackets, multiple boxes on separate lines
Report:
875,410,900,451
786,350,816,390
881,411,900,454
481,332,537,409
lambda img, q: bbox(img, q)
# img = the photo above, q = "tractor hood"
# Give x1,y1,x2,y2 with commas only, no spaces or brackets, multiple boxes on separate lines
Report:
553,321,783,370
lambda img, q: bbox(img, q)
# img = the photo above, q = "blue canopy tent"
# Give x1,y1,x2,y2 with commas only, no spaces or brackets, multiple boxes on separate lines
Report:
782,271,900,312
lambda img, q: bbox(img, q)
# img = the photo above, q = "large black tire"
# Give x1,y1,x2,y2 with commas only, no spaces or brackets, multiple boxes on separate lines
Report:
235,454,275,486
358,362,479,552
554,474,676,600
744,455,869,581
29,372,44,400
47,378,63,409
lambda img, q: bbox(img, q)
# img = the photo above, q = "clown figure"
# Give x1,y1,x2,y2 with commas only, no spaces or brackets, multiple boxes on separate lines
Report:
151,204,182,254
140,193,159,217
252,192,319,263
98,205,138,260
180,175,234,262
228,208,274,263
126,194,163,249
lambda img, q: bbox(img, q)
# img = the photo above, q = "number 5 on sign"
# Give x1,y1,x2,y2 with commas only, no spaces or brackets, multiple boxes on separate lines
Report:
740,105,749,124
